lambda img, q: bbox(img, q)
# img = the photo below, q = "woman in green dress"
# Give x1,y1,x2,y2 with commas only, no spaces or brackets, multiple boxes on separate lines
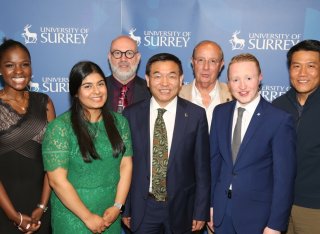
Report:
42,61,133,233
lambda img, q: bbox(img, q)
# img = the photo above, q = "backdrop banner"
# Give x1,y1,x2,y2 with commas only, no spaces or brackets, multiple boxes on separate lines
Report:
1,0,320,115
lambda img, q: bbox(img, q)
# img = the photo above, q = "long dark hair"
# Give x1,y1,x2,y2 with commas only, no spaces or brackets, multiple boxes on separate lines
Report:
69,61,125,162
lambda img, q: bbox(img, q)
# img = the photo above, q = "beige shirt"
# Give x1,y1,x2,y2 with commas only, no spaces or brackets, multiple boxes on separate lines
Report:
179,80,233,131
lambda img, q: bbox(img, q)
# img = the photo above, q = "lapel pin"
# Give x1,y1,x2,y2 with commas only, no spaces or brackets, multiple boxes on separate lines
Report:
185,113,188,117
257,113,261,116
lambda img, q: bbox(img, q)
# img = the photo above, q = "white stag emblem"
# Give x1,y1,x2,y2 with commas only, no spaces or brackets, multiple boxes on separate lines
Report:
128,28,141,46
21,25,37,44
28,80,40,92
229,31,245,50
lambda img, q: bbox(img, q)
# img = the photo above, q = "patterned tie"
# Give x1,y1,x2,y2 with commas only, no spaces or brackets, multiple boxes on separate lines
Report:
152,108,168,201
231,107,245,164
117,85,128,113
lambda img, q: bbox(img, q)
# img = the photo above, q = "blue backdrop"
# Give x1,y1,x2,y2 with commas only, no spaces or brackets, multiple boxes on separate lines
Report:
1,0,320,116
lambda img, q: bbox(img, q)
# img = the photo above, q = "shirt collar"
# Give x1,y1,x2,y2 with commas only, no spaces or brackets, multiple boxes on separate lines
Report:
150,96,178,114
235,94,261,115
111,75,135,89
192,80,218,100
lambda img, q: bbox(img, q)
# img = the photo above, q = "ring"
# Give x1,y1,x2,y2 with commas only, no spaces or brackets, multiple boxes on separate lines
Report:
26,223,30,230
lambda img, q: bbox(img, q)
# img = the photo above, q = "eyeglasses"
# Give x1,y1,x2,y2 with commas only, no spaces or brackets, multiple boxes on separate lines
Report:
111,50,138,59
150,72,179,80
193,57,222,66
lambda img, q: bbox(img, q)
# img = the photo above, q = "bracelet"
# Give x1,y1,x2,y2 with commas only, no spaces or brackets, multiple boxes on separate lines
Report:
37,203,48,213
17,212,23,227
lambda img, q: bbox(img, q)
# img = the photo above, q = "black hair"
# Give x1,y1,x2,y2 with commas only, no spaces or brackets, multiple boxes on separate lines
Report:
287,40,320,67
69,61,125,162
145,53,183,76
0,38,31,62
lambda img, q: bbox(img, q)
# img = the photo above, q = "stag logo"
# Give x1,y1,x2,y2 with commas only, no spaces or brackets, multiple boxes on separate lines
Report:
229,31,245,50
128,28,141,46
28,80,40,92
21,25,37,44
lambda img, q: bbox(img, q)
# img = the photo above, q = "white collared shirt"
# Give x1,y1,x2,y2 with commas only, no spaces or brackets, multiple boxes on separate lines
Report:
149,97,177,192
229,94,260,191
231,94,261,142
191,80,221,131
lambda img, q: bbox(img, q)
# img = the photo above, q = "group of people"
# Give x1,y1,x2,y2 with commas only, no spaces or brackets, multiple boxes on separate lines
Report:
0,35,319,234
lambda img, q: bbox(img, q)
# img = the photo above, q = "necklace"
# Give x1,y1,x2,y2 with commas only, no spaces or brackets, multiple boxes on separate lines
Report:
0,90,29,112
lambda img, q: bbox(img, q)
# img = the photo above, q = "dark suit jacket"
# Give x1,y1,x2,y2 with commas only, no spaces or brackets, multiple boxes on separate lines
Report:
210,97,296,233
123,97,211,233
105,75,150,111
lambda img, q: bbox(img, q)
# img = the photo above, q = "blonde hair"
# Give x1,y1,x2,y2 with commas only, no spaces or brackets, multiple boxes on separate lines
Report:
227,53,261,79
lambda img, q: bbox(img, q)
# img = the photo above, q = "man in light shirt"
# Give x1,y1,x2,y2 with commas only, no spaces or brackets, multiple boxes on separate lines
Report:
122,53,210,234
179,40,232,130
209,53,296,234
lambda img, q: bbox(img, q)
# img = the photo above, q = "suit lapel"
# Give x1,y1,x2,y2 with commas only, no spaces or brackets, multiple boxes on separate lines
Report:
226,102,236,165
234,98,264,165
136,100,151,175
167,98,188,172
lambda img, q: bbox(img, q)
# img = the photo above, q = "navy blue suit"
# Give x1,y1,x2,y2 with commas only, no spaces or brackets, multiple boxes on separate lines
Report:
123,97,211,234
210,97,296,233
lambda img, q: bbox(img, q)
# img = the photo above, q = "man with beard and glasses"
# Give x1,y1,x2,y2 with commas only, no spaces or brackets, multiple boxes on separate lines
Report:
106,35,150,113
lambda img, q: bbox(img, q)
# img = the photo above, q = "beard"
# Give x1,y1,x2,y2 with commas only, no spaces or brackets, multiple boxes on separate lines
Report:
110,61,139,82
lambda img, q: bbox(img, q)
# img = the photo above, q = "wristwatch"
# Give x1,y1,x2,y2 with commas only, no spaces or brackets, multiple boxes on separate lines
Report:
113,202,125,213
37,203,48,213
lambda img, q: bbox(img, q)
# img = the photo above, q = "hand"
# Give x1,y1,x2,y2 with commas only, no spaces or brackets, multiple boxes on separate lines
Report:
30,207,44,228
122,216,131,229
263,226,281,234
15,212,40,233
103,206,121,227
192,220,205,231
83,213,106,233
207,207,214,233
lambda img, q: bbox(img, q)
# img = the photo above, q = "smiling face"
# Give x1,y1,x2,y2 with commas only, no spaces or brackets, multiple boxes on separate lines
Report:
146,60,183,107
77,72,107,118
289,50,320,102
0,46,32,92
228,61,262,106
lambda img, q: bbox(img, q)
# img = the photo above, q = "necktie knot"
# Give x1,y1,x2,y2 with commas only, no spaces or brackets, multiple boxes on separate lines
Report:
120,85,128,94
157,108,166,117
238,107,245,118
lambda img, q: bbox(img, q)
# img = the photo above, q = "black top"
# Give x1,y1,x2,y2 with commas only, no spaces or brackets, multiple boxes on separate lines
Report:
0,92,51,233
273,87,320,209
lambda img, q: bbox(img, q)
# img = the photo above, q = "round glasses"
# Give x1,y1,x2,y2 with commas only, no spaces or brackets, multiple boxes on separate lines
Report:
111,50,138,59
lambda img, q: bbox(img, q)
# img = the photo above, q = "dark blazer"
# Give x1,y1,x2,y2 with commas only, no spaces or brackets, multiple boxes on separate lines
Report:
105,75,150,110
123,97,211,233
210,97,296,233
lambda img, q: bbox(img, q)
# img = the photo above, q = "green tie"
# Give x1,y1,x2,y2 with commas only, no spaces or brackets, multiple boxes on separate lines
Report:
152,108,168,201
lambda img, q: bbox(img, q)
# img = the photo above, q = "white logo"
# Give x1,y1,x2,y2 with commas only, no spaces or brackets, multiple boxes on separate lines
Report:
128,28,141,46
28,80,40,92
21,25,37,44
229,30,245,50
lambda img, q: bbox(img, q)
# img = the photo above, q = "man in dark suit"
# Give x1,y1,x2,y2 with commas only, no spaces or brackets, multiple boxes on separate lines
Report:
210,53,296,234
106,35,150,113
122,53,211,233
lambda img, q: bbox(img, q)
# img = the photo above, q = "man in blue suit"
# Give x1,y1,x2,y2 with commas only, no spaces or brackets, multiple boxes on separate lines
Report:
209,53,296,234
122,53,210,234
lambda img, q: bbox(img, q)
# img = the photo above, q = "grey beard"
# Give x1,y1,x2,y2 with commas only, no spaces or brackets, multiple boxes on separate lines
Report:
110,63,138,82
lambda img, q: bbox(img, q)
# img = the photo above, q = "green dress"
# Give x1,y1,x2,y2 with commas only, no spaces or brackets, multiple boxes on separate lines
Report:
42,111,132,234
